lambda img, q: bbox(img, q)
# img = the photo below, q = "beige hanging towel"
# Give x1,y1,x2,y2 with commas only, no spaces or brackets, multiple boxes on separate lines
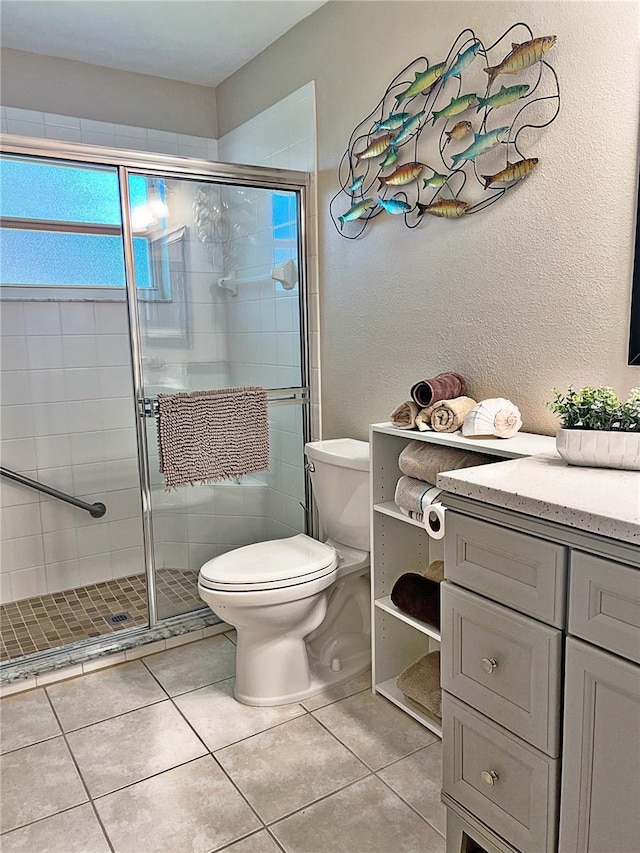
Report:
157,386,269,490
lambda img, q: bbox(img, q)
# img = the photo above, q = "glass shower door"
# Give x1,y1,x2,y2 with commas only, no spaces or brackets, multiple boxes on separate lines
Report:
123,170,309,621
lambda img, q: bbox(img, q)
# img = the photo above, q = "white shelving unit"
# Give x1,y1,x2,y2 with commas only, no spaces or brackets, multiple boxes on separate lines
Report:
369,422,556,739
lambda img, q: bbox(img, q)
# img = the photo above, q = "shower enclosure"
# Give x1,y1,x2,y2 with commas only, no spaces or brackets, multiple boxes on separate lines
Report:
0,137,311,670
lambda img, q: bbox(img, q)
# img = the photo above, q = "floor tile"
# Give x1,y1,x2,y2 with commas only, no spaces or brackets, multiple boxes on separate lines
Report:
0,687,61,753
95,755,261,853
220,830,282,852
312,690,437,770
378,741,446,836
215,714,369,824
0,737,87,833
271,775,446,853
0,803,110,853
46,660,166,731
143,635,236,696
301,669,372,712
67,700,207,797
174,677,306,751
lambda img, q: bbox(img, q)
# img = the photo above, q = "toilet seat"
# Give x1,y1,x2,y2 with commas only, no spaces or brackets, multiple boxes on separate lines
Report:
199,534,338,592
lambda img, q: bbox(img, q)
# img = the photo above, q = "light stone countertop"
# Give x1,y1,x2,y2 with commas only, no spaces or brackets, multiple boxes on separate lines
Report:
437,453,640,545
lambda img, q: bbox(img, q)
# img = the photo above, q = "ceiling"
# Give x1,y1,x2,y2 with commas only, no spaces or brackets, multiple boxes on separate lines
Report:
0,0,328,87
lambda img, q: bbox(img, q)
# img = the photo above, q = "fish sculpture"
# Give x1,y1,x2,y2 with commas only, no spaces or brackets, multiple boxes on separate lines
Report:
423,171,449,189
444,120,474,141
378,196,412,215
354,132,395,164
481,157,539,189
417,198,469,218
380,148,399,169
374,112,411,132
379,162,425,188
476,84,530,111
450,126,510,166
442,40,482,81
430,93,477,124
392,110,427,146
337,198,374,229
485,35,557,88
348,175,365,194
395,62,447,102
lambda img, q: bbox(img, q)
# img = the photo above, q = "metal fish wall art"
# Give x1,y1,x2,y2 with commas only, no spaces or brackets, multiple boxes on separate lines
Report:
331,23,560,237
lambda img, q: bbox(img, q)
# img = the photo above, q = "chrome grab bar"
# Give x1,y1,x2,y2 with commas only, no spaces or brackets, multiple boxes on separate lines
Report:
0,466,107,518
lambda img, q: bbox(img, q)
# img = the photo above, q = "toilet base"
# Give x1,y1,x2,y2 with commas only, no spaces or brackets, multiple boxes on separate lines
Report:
234,644,371,706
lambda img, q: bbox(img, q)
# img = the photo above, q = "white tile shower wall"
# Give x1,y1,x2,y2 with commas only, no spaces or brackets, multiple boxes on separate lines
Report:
0,106,218,160
217,84,316,539
0,301,144,603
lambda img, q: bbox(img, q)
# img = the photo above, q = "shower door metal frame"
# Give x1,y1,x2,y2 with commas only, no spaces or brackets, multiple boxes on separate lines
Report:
1,135,313,633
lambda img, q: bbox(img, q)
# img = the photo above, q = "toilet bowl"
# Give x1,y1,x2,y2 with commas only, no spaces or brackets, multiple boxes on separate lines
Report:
198,438,371,706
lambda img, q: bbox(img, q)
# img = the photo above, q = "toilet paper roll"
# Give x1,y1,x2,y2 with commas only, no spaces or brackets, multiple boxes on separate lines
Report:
425,503,446,540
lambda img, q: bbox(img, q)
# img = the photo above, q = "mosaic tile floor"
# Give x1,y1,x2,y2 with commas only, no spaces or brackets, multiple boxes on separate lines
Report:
0,569,202,662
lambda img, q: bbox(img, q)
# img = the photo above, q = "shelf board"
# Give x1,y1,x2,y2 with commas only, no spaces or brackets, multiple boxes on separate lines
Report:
370,422,556,460
375,596,441,641
373,501,426,529
375,677,442,738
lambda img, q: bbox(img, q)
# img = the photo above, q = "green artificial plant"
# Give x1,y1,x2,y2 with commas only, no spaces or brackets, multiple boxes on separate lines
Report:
548,386,640,432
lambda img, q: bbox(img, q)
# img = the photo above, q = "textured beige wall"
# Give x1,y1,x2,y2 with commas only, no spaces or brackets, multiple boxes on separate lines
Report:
217,0,640,438
1,48,217,137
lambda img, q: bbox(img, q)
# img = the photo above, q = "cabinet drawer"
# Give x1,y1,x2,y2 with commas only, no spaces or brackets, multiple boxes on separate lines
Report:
441,583,562,756
445,512,567,627
569,552,640,664
442,693,559,853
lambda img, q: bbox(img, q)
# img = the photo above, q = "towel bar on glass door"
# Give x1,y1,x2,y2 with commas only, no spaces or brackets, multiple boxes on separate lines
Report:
0,466,107,518
138,387,310,418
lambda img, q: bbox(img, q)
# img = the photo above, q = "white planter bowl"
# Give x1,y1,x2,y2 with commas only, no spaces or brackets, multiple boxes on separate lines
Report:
556,428,640,471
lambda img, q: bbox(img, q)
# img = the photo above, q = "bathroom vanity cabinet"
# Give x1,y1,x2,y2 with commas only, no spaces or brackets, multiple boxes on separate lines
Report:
368,423,554,739
437,458,640,853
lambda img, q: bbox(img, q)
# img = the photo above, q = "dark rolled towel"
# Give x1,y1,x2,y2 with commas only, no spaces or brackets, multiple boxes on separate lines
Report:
410,371,467,408
390,572,440,629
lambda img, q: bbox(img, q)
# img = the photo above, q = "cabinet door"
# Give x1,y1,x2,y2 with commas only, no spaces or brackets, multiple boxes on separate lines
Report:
559,638,640,853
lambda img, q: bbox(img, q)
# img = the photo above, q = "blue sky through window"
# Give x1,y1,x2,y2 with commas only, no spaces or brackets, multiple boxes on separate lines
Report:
272,191,298,268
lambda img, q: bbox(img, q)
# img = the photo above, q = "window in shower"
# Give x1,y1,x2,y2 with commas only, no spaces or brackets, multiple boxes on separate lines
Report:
0,157,158,294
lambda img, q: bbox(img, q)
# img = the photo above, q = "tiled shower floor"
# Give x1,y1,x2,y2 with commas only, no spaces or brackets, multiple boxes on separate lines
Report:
0,569,202,662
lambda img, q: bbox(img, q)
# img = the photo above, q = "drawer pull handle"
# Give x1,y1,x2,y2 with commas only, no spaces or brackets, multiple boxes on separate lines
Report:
481,770,499,787
481,657,498,674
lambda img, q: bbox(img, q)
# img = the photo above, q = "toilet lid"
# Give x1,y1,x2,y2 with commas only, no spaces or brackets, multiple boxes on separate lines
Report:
199,534,338,592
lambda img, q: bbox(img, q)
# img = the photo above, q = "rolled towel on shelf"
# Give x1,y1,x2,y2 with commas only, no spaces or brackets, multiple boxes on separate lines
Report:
399,441,494,484
396,651,441,720
410,371,467,408
394,476,441,516
415,406,434,431
390,572,441,628
424,559,444,584
430,396,478,433
390,400,420,430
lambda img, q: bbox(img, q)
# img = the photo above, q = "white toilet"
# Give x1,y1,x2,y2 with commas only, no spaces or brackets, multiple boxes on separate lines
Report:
198,438,370,706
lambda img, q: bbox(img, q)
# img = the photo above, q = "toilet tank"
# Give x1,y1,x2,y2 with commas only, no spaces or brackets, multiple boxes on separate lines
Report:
305,438,370,552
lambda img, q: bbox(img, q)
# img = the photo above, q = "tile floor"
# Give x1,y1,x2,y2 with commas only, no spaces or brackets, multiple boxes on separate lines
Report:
0,632,447,853
0,568,202,661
